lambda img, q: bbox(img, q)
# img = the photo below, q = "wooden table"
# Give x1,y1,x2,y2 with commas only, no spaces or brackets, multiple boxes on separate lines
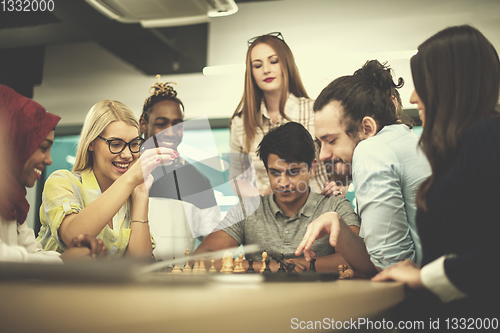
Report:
0,276,404,333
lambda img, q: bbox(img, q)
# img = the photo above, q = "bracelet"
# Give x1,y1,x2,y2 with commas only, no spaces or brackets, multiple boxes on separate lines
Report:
131,220,149,223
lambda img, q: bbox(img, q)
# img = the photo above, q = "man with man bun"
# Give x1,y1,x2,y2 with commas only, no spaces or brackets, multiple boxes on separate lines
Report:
296,60,431,277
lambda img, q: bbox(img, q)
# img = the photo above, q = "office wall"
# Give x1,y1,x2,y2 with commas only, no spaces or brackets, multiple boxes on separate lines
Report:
33,0,500,125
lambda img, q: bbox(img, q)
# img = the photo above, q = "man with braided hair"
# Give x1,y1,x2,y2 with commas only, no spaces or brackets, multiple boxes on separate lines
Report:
140,77,220,260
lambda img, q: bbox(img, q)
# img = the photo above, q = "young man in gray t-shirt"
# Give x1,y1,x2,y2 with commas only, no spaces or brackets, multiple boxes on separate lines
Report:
194,122,359,272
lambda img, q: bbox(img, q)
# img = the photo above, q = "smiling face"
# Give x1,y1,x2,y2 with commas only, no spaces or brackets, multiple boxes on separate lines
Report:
20,130,54,188
141,100,183,150
89,121,139,191
267,153,314,214
409,89,426,127
250,43,283,94
315,101,361,169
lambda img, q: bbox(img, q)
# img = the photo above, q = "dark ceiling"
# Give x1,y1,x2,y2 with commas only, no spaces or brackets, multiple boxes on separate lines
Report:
0,0,274,98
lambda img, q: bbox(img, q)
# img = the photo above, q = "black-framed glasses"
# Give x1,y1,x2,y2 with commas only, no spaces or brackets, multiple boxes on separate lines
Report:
97,136,144,154
247,32,285,46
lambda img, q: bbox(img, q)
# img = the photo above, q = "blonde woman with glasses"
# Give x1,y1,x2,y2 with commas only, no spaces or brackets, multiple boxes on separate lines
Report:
230,32,329,197
37,100,176,259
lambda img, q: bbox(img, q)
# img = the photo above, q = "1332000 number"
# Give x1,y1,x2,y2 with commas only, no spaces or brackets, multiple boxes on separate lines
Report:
1,0,54,12
445,318,498,330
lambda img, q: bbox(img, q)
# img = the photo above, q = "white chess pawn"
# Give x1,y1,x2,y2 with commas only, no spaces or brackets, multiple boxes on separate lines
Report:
209,260,217,273
199,259,207,274
183,249,192,273
233,253,245,273
260,251,268,273
192,260,200,274
172,262,182,274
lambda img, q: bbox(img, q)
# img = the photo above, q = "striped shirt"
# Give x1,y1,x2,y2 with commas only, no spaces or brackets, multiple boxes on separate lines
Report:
37,169,153,259
229,94,328,193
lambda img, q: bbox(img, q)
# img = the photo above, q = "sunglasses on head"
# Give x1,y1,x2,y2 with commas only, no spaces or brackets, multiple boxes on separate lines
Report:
247,32,285,46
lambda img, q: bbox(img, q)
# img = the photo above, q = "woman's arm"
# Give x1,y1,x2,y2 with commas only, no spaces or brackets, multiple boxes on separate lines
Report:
58,174,137,245
58,148,175,246
0,220,62,263
124,184,153,258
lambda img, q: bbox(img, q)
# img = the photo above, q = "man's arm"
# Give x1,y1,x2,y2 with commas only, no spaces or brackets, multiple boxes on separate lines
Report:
334,196,360,235
353,142,417,269
293,196,360,274
194,230,239,255
296,212,379,277
349,226,360,235
193,230,240,272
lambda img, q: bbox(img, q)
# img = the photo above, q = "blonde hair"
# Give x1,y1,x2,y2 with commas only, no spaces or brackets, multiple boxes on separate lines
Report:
73,100,139,172
231,34,309,153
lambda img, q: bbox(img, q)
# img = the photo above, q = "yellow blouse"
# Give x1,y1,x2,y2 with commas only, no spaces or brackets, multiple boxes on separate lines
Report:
37,169,153,259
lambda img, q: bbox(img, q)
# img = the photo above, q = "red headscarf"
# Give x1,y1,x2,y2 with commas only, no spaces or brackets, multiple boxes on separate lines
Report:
0,84,60,224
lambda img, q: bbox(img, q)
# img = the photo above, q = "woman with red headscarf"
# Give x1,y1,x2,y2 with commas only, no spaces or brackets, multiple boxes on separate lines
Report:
0,84,106,262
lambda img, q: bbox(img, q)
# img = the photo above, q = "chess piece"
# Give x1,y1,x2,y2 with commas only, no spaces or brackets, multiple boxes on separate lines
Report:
232,256,240,272
246,259,256,273
259,251,268,273
277,252,286,273
183,249,192,273
192,260,200,274
233,253,245,273
309,258,317,273
220,251,233,273
283,261,296,272
183,263,192,273
209,260,217,273
172,257,182,274
199,259,207,274
263,258,271,273
220,255,227,273
339,269,354,280
277,260,286,273
338,264,353,280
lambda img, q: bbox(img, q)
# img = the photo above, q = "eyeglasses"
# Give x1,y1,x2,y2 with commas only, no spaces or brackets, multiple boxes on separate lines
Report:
247,32,285,46
97,136,144,154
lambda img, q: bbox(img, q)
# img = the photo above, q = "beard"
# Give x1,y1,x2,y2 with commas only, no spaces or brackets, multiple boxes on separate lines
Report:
324,158,352,186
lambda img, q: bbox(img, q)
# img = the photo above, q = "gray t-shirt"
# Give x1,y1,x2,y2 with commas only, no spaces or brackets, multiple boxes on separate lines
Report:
219,191,359,261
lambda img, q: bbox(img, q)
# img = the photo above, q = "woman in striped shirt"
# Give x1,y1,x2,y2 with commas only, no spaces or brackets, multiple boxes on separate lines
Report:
229,32,328,198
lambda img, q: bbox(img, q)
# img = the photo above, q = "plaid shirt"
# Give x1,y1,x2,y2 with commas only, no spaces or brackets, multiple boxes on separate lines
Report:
229,94,328,193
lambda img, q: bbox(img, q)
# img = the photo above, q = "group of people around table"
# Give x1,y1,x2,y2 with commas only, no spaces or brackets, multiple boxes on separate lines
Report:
1,24,499,320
